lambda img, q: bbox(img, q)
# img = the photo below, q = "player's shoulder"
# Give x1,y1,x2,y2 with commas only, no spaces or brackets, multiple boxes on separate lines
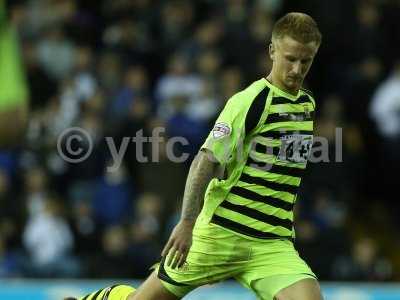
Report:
230,78,269,107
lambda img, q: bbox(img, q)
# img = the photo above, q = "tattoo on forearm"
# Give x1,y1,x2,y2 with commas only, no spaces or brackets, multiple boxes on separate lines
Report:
181,153,216,221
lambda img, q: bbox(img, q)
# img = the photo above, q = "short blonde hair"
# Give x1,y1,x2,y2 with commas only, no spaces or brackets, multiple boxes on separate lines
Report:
272,12,322,46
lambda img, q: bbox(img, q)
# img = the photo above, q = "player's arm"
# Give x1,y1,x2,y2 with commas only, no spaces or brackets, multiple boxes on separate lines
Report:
162,149,222,269
181,149,222,222
161,89,257,269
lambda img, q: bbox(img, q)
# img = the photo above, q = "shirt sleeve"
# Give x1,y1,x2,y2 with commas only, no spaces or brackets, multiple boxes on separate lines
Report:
201,92,251,165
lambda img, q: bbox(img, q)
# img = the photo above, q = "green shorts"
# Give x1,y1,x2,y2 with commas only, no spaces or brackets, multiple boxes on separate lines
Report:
156,222,316,299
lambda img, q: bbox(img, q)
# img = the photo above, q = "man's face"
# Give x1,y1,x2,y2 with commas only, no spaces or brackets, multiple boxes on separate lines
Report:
269,35,319,93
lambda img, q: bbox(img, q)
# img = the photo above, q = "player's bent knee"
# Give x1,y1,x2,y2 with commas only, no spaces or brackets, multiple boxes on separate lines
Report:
274,278,323,300
128,272,180,300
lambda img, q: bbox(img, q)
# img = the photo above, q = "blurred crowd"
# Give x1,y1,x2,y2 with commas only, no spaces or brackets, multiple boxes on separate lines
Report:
0,0,400,281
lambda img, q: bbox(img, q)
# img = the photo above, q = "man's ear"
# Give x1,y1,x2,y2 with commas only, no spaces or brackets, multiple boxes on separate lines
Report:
269,42,275,61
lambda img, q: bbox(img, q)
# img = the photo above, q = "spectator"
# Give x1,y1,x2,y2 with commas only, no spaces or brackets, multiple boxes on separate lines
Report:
92,164,134,226
22,196,80,278
333,237,393,281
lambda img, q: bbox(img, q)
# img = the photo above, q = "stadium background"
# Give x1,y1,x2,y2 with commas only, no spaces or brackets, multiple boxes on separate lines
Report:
0,0,400,299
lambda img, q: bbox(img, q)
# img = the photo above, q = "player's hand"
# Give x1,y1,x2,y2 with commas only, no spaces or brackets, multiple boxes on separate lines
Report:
161,219,195,269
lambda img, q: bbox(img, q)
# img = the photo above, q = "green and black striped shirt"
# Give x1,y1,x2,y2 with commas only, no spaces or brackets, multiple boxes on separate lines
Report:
200,78,315,240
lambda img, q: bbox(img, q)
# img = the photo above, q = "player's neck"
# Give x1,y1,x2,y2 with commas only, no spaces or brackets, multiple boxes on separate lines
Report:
266,73,299,96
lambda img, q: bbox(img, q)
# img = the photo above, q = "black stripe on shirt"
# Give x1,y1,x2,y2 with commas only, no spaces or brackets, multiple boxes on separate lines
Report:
259,130,313,140
239,173,299,194
245,86,270,135
230,186,294,211
266,111,314,123
254,143,280,156
246,157,306,178
211,214,292,239
271,95,310,105
220,200,293,230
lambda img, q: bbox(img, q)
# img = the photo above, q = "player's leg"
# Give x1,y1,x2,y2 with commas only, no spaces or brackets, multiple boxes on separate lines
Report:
66,222,244,300
251,275,323,300
141,223,247,299
237,238,322,300
127,271,179,300
65,284,136,300
130,222,248,300
64,273,179,300
273,277,323,300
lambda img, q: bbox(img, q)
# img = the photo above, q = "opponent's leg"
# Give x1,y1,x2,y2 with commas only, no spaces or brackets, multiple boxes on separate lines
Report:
127,272,179,300
273,278,323,300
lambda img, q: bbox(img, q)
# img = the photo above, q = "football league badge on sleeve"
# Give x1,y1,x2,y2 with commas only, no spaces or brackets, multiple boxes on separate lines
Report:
212,122,231,139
